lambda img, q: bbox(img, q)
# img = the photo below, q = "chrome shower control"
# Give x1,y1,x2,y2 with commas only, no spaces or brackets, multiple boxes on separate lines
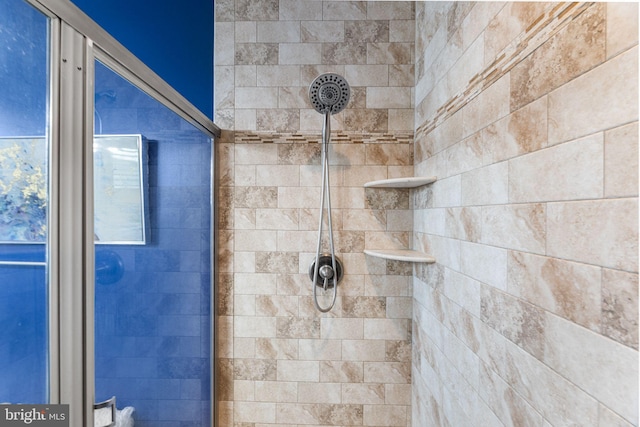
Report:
309,254,343,289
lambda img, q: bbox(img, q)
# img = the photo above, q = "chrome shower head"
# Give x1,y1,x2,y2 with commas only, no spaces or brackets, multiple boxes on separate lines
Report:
309,73,350,115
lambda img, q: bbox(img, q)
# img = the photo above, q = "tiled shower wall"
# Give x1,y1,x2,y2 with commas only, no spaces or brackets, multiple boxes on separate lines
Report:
412,2,639,426
215,1,419,425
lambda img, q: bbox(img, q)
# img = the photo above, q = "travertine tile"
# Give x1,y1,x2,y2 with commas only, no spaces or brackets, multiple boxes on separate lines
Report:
298,382,342,404
342,383,385,404
276,403,364,425
605,122,639,198
363,404,407,426
508,133,604,203
320,360,364,383
323,1,366,21
483,95,547,164
234,401,276,424
510,3,605,110
460,161,508,206
544,312,639,424
606,2,639,59
602,269,639,349
548,46,638,144
255,381,297,403
279,0,322,21
342,339,386,361
508,251,602,332
481,204,546,254
546,198,638,272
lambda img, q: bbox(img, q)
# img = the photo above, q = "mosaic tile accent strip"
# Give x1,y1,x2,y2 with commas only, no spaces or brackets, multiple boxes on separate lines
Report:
416,2,593,140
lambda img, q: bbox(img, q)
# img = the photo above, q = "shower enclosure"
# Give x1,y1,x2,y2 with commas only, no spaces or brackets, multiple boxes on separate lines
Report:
0,1,218,426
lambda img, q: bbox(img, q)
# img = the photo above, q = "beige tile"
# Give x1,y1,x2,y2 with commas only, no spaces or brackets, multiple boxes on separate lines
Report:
364,318,410,340
364,405,407,427
235,230,277,251
215,22,235,66
298,338,342,361
460,241,508,291
478,363,544,427
276,403,364,425
508,133,604,203
346,20,389,43
255,208,298,230
279,0,323,20
480,286,546,359
445,131,484,177
462,74,510,137
599,403,637,427
605,122,639,198
481,204,546,254
321,317,364,340
500,334,599,426
342,383,385,404
508,251,602,332
483,2,548,62
235,143,278,165
548,46,638,144
323,1,366,21
483,95,548,164
320,360,364,383
279,43,322,65
345,65,390,87
255,380,297,403
234,272,277,295
298,382,342,404
368,2,414,20
607,2,639,59
234,401,276,423
235,316,276,338
602,269,639,349
257,21,300,43
385,383,411,405
276,317,320,339
301,21,344,43
255,338,299,360
235,43,279,66
461,161,508,206
342,339,386,361
235,21,257,43
544,312,639,424
277,360,319,382
510,3,606,110
367,42,413,65
235,0,278,21
546,198,638,272
364,362,410,384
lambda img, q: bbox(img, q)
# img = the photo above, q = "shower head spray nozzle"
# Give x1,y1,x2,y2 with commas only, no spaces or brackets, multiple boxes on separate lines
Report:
309,73,350,115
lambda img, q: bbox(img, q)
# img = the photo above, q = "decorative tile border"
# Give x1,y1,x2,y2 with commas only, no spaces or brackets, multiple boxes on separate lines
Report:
416,2,594,140
233,131,414,144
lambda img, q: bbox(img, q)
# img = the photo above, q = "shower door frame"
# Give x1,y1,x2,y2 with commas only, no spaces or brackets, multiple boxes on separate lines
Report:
24,1,220,426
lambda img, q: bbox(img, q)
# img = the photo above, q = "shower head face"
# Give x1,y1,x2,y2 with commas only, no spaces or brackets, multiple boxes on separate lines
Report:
309,73,351,115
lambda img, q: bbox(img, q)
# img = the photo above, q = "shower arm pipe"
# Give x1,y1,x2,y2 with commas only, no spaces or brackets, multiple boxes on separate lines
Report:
312,110,338,313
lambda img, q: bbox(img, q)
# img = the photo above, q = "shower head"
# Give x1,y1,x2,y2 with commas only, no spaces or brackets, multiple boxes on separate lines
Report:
309,73,350,115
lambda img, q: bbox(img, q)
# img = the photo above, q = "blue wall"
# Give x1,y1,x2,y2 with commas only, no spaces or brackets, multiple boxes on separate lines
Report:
71,0,214,120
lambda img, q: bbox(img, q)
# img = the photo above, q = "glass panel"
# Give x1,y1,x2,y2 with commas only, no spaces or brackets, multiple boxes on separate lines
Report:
0,0,50,403
93,60,212,427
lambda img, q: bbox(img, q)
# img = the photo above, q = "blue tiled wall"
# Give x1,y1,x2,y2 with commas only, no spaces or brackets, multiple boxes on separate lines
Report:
93,61,212,427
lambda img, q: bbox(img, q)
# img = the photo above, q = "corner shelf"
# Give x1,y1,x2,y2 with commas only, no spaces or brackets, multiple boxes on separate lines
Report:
363,176,438,264
364,176,437,188
364,249,436,263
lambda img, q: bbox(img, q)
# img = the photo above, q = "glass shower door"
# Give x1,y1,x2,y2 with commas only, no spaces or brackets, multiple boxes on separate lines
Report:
93,60,212,427
0,0,50,404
